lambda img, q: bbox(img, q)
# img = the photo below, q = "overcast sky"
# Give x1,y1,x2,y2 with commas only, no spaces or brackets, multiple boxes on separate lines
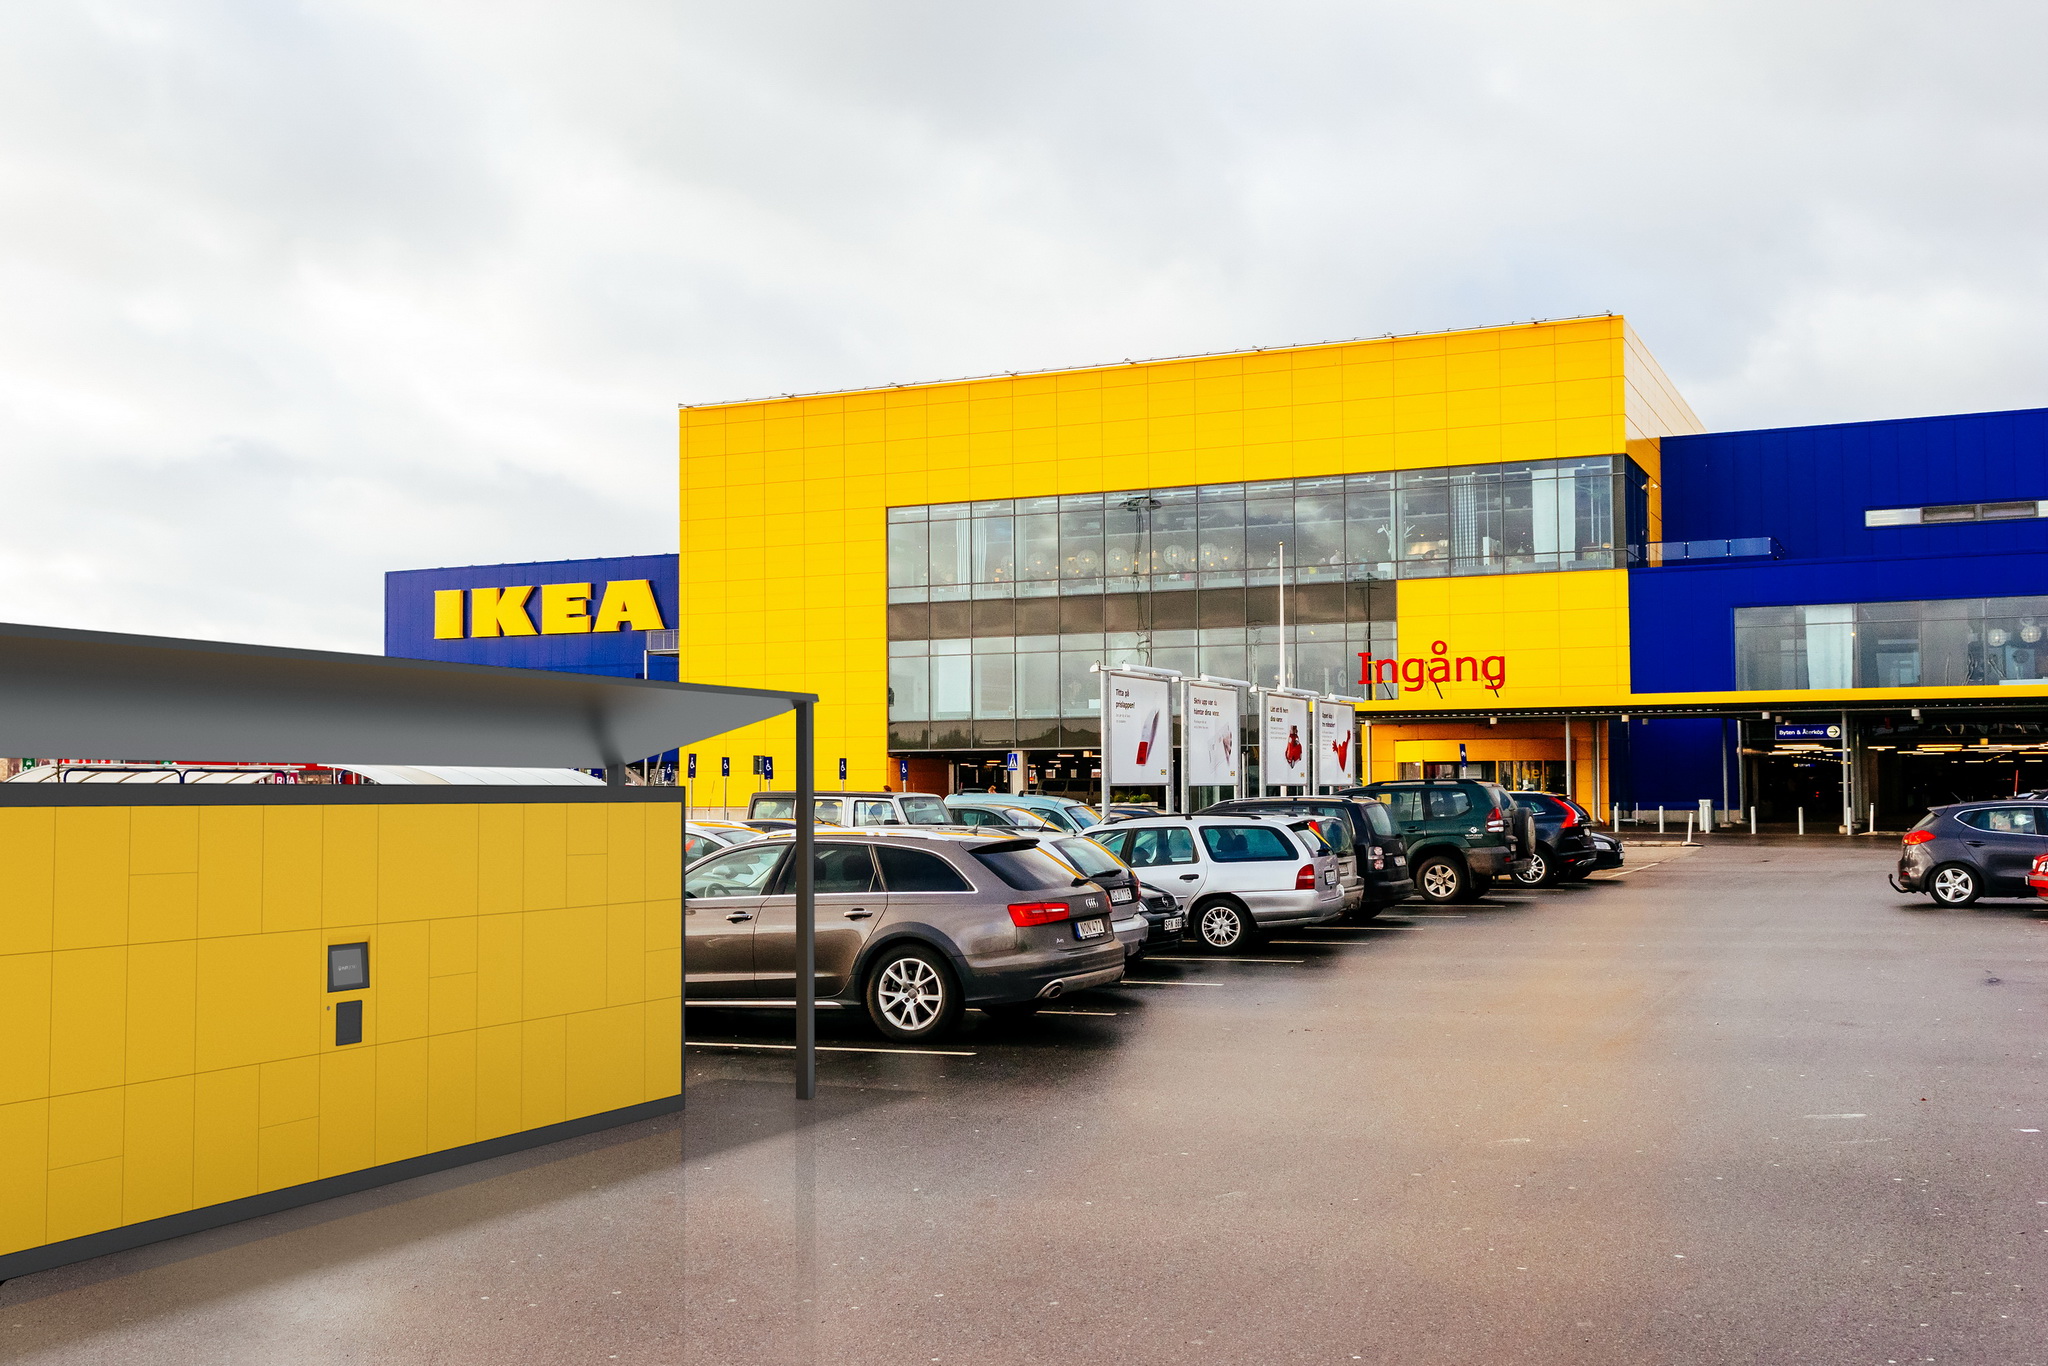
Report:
2,1,2043,651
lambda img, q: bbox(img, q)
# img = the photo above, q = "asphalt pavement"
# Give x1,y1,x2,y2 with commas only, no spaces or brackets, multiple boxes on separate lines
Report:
6,836,2048,1365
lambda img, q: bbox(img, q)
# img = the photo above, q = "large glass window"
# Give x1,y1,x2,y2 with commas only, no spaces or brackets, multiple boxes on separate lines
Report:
884,456,1632,738
1735,596,2048,690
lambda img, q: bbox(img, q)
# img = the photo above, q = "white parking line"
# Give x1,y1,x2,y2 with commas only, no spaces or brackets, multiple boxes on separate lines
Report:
686,1041,976,1057
1036,1008,1119,1016
1111,979,1224,987
1143,956,1306,965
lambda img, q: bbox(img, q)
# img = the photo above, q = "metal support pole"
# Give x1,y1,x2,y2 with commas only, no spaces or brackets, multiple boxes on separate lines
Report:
1563,717,1573,799
1840,709,1852,835
794,701,816,1101
688,778,696,1114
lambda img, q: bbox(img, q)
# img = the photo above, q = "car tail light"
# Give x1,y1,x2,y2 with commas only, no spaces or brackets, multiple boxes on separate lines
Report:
1901,830,1935,846
1556,802,1578,828
1486,807,1506,833
2031,854,2048,890
1007,901,1070,927
1295,864,1317,890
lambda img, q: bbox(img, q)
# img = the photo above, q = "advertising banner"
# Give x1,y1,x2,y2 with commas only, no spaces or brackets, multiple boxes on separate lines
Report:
1261,692,1311,789
1184,682,1240,787
1105,673,1172,785
1314,700,1356,789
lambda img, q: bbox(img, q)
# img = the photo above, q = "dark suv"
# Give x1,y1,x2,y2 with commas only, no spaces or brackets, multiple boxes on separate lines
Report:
1348,779,1531,905
1894,800,2048,906
1198,795,1414,918
1507,791,1600,887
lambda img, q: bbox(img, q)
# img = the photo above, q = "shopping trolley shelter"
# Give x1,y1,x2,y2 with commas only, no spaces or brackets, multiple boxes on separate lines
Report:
0,619,827,1284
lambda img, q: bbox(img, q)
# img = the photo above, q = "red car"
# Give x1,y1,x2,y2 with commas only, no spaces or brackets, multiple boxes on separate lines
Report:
2030,851,2048,897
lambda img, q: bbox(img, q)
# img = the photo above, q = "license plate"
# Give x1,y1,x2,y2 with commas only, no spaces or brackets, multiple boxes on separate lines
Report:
1075,918,1108,939
1108,887,1134,904
1322,870,1337,886
1164,916,1185,933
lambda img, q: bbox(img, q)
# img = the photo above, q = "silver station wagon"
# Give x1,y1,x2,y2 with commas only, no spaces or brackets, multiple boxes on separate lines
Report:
1091,815,1345,952
683,829,1127,1042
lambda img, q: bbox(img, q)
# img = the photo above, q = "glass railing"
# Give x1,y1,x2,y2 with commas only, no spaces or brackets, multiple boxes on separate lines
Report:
1630,537,1783,565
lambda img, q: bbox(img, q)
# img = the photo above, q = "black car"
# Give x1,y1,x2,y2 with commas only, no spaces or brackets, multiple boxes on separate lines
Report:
1198,795,1415,918
1894,799,2048,905
1507,791,1601,887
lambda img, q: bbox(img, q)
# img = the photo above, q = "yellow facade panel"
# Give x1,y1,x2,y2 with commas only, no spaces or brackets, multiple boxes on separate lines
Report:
53,808,128,950
123,1076,195,1223
0,956,53,1105
0,810,55,955
51,947,127,1095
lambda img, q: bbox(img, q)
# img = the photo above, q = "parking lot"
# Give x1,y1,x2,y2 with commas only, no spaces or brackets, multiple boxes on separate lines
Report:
7,837,2048,1365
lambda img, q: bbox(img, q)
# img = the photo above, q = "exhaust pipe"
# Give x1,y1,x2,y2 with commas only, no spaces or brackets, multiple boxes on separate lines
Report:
1037,979,1066,1000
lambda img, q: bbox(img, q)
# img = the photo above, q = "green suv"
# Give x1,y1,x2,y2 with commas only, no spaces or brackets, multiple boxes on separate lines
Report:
1347,780,1531,905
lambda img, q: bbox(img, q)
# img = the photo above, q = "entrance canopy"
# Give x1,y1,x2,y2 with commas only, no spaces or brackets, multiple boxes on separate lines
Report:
0,620,810,767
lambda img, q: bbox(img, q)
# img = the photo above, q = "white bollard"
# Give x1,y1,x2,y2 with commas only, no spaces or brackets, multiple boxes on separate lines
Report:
1797,806,1805,836
1749,805,1757,834
1684,811,1695,845
1699,797,1713,833
1658,806,1665,833
1869,802,1876,834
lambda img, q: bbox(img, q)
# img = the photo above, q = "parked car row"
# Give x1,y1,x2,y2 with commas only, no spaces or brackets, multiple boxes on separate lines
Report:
687,779,1623,1041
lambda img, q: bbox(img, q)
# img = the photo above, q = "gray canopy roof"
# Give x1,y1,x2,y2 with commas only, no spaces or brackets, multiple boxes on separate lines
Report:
0,620,809,767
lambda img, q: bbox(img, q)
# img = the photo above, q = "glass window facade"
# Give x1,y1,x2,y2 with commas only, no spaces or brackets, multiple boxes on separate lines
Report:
1735,597,2048,691
886,458,1634,750
887,458,1627,604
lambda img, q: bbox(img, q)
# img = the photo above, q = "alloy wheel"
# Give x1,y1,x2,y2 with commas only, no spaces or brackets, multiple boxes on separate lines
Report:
1514,852,1549,886
1420,861,1461,901
876,956,945,1032
1200,904,1245,948
1931,866,1978,906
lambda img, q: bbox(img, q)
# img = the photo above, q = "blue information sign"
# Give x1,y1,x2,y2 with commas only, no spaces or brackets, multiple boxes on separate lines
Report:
1775,724,1841,743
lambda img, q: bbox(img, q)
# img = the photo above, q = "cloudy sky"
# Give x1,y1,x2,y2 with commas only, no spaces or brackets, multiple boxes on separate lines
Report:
2,1,2043,651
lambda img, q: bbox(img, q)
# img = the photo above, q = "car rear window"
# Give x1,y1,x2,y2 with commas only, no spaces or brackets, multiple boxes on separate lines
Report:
900,796,952,825
1200,825,1296,862
971,844,1079,890
874,845,973,892
1290,821,1333,855
1308,816,1353,854
751,797,795,819
1052,837,1127,879
1363,804,1396,838
1910,811,1940,832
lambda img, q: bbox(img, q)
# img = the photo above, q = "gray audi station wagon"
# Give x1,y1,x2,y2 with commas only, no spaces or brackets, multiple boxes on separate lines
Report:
684,829,1127,1042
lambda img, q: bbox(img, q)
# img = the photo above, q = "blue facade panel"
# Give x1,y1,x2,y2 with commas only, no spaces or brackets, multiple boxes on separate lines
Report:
1629,550,2048,694
1659,406,2048,560
384,554,679,680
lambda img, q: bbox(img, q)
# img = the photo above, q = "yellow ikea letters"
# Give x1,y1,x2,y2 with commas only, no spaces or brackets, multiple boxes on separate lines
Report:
442,580,665,640
541,583,593,635
470,586,537,638
591,580,664,633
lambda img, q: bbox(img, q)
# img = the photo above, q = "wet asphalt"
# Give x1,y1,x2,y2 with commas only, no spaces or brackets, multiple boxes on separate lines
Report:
5,838,2048,1365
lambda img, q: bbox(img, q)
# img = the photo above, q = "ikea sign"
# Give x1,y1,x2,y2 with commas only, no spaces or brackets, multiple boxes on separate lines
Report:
434,579,665,638
385,553,678,680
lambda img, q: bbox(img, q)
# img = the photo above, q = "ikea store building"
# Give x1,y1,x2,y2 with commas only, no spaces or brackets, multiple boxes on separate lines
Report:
389,315,2048,830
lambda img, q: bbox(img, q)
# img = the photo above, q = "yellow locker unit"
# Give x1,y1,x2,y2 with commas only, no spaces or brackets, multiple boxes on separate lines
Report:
0,784,683,1281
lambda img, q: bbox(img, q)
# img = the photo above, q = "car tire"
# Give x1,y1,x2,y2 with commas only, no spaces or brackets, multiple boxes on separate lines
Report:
863,944,964,1042
1928,863,1982,908
1194,897,1259,952
1456,873,1493,904
1512,847,1557,888
1414,855,1468,905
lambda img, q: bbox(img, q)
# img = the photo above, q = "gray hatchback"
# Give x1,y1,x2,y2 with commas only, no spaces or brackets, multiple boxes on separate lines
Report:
684,830,1127,1041
1894,799,2048,906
